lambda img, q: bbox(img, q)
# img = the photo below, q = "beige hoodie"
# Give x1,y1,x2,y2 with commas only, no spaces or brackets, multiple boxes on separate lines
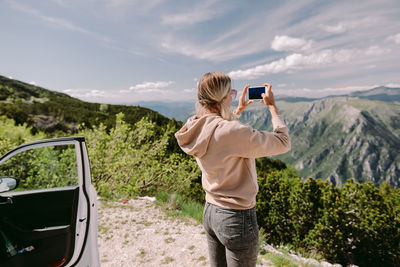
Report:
175,113,290,210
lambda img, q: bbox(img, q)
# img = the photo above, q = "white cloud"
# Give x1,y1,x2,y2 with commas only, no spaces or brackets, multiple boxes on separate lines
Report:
320,23,346,33
280,84,380,98
183,88,196,93
317,15,384,37
229,49,352,80
387,33,400,44
229,43,393,80
29,81,36,85
270,35,313,51
385,83,400,88
63,85,196,103
63,89,107,98
161,32,267,62
364,46,390,56
129,81,174,91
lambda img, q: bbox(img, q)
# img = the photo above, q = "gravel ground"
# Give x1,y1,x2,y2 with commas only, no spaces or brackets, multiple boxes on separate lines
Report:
97,198,273,267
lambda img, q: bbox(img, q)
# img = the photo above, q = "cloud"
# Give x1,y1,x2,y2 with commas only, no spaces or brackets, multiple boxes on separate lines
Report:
364,45,390,56
387,33,400,44
129,81,174,91
161,0,223,27
103,0,164,15
279,84,380,98
183,88,196,93
271,35,313,51
320,23,346,33
121,81,175,94
62,89,114,103
229,44,392,80
63,84,196,103
6,0,112,43
161,29,266,62
385,83,400,88
229,49,352,80
49,0,67,7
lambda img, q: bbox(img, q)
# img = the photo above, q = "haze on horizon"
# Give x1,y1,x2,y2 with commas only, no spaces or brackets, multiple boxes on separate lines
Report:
1,0,400,104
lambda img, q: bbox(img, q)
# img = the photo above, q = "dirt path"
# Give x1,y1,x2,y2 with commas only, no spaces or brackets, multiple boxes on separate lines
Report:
97,198,273,267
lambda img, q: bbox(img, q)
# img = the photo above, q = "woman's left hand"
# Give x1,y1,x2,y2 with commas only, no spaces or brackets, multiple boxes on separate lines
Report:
235,85,254,115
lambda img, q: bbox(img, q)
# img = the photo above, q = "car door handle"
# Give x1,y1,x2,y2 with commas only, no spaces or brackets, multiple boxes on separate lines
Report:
0,197,13,205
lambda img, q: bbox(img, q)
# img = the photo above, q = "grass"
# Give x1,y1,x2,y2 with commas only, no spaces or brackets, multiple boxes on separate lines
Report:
264,251,298,267
258,228,322,267
155,191,203,224
260,244,322,267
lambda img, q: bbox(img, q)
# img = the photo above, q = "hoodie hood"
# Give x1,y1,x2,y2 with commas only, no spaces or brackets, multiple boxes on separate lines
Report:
175,113,223,158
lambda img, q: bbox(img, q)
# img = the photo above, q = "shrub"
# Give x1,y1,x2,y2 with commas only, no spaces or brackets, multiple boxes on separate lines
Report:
81,113,202,201
257,171,400,266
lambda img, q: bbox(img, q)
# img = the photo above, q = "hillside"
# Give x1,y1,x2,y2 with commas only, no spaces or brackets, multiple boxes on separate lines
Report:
0,75,176,133
240,91,400,187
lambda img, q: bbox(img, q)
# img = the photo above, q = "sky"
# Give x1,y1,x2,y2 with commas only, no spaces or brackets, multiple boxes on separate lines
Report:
1,0,400,104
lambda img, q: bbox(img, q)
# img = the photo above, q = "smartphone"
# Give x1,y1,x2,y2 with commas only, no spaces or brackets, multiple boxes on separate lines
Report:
247,86,266,100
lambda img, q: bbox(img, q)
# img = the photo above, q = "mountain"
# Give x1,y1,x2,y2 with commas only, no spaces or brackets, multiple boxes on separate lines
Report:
130,101,196,122
0,75,175,133
239,93,400,187
348,86,400,103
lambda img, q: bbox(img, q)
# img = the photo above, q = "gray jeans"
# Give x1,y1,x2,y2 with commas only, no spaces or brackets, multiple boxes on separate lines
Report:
203,202,259,267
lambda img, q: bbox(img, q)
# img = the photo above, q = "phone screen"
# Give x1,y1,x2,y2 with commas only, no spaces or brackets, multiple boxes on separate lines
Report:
248,87,265,99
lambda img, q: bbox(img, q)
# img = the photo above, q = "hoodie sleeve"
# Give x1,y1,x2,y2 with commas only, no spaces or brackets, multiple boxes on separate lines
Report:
226,115,291,159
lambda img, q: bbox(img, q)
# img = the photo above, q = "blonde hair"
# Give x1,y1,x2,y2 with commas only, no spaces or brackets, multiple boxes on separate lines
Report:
197,72,236,121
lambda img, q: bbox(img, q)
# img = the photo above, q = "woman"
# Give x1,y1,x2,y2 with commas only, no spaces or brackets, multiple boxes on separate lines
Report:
175,72,290,267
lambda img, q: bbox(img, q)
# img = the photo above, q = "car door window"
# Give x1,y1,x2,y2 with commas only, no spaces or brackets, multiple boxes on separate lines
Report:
0,144,78,191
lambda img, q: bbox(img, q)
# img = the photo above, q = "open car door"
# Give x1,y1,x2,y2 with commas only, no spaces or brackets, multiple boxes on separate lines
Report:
0,137,99,267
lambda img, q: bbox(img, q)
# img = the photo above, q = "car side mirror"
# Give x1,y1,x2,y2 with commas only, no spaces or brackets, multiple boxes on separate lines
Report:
0,177,19,193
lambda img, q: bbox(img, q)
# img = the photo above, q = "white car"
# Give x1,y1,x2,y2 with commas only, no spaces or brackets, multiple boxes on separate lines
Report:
0,137,99,267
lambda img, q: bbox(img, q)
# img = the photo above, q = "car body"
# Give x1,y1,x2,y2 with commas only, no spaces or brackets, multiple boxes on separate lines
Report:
0,137,99,267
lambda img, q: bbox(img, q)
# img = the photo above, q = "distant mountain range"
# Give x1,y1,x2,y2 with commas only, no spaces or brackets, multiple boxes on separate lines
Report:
135,87,400,187
131,101,196,122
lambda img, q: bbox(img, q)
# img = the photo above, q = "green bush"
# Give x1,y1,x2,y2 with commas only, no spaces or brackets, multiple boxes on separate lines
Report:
81,113,202,200
256,169,400,266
